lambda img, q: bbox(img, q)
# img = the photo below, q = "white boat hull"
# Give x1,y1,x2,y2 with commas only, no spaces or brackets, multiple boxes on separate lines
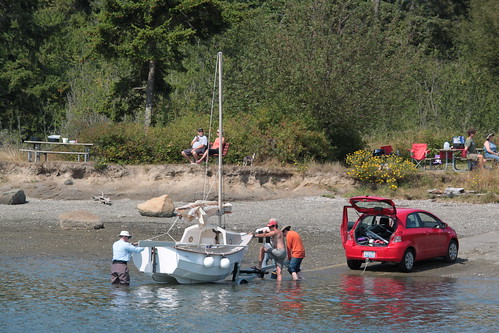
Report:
133,227,252,284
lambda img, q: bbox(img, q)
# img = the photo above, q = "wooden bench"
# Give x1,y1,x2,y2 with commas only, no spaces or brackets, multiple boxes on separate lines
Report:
214,142,230,157
459,157,496,171
207,142,230,156
202,142,230,163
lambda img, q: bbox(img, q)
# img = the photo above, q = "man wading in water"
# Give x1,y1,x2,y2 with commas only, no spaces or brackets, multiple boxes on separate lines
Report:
251,219,287,281
111,230,144,286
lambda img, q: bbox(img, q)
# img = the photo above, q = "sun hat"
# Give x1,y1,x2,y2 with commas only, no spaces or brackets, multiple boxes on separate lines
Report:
486,132,495,140
197,128,204,132
267,219,278,227
118,230,132,238
282,226,291,232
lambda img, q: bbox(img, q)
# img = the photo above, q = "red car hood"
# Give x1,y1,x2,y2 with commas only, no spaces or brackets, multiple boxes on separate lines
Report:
348,196,396,216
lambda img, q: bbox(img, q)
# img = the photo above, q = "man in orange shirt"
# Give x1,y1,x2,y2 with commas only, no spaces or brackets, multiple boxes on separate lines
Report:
282,226,305,280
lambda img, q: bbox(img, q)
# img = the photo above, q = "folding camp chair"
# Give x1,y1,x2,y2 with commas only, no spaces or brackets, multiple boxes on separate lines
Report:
409,143,430,169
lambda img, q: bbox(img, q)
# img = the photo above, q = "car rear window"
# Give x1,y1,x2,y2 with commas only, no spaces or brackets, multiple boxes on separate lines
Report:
353,200,393,211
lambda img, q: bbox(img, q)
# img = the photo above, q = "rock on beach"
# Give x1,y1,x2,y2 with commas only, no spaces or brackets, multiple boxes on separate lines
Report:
137,194,175,217
0,189,27,205
59,210,104,230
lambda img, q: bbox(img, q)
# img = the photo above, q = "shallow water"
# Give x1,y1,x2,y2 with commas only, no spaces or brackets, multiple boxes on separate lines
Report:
1,258,498,333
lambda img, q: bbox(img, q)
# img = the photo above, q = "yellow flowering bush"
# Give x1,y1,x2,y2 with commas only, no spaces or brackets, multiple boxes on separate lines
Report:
346,149,417,190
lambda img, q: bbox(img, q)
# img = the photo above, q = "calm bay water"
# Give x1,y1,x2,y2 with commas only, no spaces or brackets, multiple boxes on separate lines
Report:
1,257,498,333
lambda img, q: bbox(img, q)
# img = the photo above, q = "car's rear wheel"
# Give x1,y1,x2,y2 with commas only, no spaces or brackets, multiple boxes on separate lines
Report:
398,249,415,272
347,259,363,270
443,240,458,263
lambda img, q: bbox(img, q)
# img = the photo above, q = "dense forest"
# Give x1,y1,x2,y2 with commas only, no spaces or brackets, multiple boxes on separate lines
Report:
1,0,497,164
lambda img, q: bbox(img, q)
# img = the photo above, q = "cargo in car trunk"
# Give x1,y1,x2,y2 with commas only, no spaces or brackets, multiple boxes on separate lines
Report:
354,215,395,246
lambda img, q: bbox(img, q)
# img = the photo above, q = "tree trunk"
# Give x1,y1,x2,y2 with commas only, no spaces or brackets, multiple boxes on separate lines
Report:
144,60,156,128
373,0,380,14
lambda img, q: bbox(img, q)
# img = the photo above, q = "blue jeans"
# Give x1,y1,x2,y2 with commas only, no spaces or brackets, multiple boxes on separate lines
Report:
484,152,499,161
288,257,303,273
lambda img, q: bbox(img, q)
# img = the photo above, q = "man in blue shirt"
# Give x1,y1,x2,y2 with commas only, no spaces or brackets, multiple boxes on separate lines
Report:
111,230,145,286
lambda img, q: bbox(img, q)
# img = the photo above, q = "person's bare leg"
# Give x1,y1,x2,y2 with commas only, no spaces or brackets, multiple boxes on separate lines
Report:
478,155,485,169
182,151,193,163
192,150,199,162
257,246,265,269
197,151,207,163
276,266,282,281
291,272,299,281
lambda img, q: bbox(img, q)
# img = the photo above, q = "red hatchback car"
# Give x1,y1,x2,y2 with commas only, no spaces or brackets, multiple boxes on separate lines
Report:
341,196,459,272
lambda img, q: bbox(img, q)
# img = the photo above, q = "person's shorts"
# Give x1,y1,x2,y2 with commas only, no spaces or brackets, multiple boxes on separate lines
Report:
288,257,303,273
467,153,479,161
183,147,206,156
265,248,286,268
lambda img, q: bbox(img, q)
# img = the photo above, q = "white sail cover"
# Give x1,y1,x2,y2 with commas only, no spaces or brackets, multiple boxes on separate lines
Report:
175,200,232,226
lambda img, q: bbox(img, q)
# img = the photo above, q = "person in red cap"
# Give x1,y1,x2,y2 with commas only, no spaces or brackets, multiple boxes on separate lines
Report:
251,218,286,281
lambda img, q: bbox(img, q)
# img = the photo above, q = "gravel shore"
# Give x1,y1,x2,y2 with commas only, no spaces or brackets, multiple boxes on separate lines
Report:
2,196,498,278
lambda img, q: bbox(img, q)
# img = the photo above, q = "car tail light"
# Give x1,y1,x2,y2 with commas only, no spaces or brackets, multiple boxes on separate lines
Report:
392,233,402,243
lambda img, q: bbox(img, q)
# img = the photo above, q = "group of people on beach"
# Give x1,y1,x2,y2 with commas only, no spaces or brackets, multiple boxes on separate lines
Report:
110,218,306,286
181,128,224,164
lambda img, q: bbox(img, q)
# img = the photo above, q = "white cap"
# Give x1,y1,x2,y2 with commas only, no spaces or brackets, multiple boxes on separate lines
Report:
118,230,131,238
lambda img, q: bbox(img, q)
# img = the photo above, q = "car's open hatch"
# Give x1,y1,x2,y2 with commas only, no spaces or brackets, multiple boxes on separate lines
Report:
348,196,396,216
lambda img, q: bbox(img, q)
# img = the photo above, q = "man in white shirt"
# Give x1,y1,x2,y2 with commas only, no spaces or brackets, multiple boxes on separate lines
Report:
181,128,208,164
111,230,144,286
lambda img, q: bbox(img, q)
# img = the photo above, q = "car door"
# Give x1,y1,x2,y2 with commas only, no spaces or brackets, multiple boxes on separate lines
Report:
341,205,359,246
417,212,449,257
404,213,430,259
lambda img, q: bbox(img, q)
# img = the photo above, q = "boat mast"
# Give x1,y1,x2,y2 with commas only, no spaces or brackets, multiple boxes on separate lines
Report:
218,52,223,227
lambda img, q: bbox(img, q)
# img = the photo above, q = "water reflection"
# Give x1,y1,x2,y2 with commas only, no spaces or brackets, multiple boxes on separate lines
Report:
339,274,457,324
131,285,181,309
275,281,305,316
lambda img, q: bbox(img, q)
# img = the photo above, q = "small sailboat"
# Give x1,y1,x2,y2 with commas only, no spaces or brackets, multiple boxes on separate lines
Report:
132,53,252,284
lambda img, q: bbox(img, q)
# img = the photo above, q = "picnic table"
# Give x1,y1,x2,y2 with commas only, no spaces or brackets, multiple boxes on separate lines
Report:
437,148,466,171
20,140,93,162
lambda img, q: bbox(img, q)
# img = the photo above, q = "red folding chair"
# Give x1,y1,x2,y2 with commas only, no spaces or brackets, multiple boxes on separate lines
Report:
409,143,430,169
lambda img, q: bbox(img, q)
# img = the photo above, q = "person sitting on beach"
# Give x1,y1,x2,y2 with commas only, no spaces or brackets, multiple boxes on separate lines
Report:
181,128,208,164
483,132,499,162
464,128,485,169
250,219,287,281
197,129,225,164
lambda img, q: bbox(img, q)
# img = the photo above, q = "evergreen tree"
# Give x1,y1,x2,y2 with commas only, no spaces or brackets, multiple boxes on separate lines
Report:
93,0,226,127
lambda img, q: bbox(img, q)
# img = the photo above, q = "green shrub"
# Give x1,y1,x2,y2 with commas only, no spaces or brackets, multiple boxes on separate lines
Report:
79,109,330,165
